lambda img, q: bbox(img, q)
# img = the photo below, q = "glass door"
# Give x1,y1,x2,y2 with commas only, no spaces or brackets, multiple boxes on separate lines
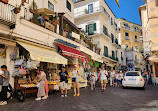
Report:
88,4,93,13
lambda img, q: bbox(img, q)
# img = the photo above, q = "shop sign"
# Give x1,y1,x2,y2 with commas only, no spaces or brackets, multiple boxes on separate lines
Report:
0,39,16,46
0,49,6,57
30,54,64,64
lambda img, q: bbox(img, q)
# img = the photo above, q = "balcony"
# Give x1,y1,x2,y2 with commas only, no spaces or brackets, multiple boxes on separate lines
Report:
125,36,130,40
0,2,16,26
74,6,110,20
135,39,140,42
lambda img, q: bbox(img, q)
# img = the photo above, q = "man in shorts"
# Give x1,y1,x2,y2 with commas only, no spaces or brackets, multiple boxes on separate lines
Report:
99,67,108,92
59,66,69,98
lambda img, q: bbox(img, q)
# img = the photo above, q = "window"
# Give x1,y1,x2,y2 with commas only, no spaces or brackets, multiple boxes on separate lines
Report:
123,22,130,29
104,46,108,57
103,25,108,36
85,23,96,35
112,51,115,59
125,32,129,37
126,72,139,76
135,35,137,40
67,0,71,12
116,51,117,57
111,33,114,43
125,44,128,48
48,1,54,12
111,18,113,25
88,4,93,13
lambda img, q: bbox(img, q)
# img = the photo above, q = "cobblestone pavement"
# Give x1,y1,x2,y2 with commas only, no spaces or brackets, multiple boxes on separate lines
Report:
0,85,158,111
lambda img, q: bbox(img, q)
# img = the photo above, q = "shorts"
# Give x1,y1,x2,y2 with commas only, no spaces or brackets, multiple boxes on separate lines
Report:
101,79,108,84
60,81,67,90
72,77,79,82
114,79,120,83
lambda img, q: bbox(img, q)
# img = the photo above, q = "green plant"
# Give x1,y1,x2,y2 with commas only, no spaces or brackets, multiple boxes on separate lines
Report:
30,0,38,10
64,24,70,32
80,33,84,38
84,8,88,14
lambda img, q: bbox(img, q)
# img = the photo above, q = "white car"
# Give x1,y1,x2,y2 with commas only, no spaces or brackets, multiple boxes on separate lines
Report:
122,71,145,89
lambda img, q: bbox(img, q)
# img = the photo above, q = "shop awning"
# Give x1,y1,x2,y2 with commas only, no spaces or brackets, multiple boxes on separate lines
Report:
56,43,85,59
149,55,158,62
91,56,103,63
18,42,67,64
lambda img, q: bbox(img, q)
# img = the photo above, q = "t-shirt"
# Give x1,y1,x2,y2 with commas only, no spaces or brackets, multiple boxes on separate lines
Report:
2,70,10,86
115,74,119,80
99,70,108,80
59,71,68,82
110,71,115,78
119,73,123,79
0,76,3,85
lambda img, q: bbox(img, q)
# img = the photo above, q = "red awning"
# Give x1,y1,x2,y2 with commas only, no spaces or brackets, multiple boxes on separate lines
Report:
56,43,85,60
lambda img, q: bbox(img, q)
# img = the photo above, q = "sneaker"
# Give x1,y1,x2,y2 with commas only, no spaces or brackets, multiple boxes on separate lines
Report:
73,94,76,96
0,101,7,106
61,95,64,98
41,96,47,100
65,94,67,98
35,97,41,101
77,93,80,96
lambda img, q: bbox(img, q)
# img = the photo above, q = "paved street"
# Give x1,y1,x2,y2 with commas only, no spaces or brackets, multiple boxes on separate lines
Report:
0,85,158,111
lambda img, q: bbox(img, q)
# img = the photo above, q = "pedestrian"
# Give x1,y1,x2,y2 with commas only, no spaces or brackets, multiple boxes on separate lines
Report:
0,69,3,100
143,71,148,85
35,68,48,100
99,67,108,92
148,71,152,85
110,69,115,87
72,65,80,96
0,65,10,105
90,69,96,91
45,79,49,98
114,71,120,87
119,71,124,86
59,66,69,98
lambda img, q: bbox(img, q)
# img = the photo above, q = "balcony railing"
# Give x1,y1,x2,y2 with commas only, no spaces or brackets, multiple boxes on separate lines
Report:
125,36,130,40
0,2,16,26
135,39,140,42
74,6,110,19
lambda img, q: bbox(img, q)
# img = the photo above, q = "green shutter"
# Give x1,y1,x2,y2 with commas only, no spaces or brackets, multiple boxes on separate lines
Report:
104,46,108,57
93,23,96,31
85,25,88,32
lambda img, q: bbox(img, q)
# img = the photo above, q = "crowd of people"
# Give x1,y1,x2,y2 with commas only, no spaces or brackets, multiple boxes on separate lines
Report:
0,65,153,106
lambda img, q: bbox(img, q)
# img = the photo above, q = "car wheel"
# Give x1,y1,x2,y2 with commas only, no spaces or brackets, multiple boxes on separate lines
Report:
123,86,126,89
16,90,25,102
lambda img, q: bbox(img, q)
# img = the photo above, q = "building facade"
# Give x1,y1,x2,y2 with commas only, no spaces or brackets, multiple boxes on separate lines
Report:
139,0,158,80
0,0,103,87
74,0,125,70
118,18,144,71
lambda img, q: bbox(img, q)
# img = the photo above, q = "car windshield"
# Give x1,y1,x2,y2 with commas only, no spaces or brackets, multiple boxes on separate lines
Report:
126,72,139,76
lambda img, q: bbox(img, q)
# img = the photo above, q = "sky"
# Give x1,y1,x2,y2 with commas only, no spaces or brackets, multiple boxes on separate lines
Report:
105,0,145,25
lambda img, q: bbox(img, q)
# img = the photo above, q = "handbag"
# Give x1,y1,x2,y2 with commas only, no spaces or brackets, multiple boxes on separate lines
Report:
72,77,76,82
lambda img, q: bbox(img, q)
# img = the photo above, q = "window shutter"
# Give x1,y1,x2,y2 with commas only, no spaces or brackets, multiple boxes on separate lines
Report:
85,25,88,32
93,23,96,31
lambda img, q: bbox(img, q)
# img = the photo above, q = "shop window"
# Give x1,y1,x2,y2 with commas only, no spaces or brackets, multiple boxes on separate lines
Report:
111,18,113,25
48,1,54,12
67,0,71,12
88,4,93,13
111,33,114,43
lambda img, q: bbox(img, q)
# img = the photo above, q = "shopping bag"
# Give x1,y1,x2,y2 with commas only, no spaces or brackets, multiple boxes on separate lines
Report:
19,68,26,75
54,84,59,90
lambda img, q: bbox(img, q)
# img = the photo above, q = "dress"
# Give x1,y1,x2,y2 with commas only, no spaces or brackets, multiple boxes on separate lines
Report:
37,72,46,97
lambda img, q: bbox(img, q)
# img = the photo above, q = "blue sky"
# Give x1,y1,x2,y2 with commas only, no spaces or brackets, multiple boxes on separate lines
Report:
105,0,145,25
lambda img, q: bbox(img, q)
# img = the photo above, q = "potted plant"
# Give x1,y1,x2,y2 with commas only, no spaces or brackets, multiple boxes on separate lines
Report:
29,0,37,14
52,18,57,25
64,24,69,32
44,16,49,21
0,0,8,4
80,33,84,39
14,5,21,14
21,0,25,5
84,8,88,14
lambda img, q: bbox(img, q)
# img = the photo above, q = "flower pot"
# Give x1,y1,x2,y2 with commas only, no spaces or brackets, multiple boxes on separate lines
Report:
29,9,36,14
14,8,20,14
44,16,49,21
21,0,25,5
0,0,8,4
